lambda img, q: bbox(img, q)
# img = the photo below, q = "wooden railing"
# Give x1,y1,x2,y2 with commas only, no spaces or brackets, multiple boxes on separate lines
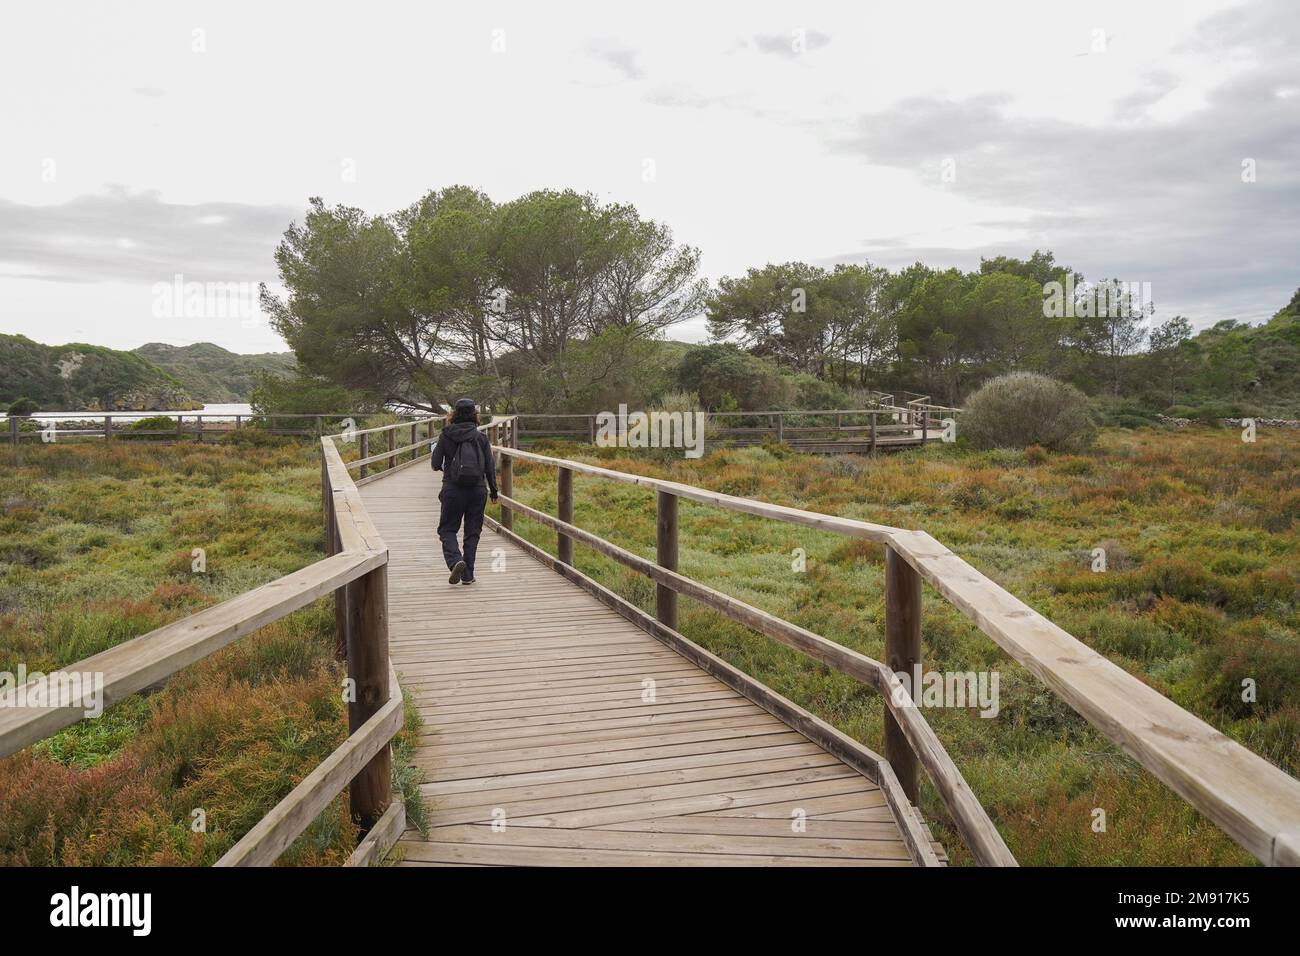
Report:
335,415,518,483
513,406,949,450
487,441,1300,867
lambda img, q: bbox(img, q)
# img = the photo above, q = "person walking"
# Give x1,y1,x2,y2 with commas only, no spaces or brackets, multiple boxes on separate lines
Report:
430,398,498,585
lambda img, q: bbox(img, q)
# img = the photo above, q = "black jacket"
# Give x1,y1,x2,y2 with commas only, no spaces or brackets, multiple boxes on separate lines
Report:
431,422,498,495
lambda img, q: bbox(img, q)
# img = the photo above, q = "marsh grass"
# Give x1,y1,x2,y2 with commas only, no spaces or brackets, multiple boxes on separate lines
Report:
502,427,1299,865
0,439,389,865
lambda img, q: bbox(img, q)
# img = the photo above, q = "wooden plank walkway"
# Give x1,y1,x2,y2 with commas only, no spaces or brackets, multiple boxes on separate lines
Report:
362,464,930,866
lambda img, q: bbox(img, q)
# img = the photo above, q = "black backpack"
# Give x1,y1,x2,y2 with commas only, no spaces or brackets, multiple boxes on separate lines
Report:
444,435,485,488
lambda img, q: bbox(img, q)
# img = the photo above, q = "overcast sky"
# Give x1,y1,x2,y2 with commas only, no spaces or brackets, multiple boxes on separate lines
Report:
1,0,1295,353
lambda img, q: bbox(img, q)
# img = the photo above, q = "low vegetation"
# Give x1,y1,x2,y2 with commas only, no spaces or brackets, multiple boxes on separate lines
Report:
0,438,419,865
501,424,1298,865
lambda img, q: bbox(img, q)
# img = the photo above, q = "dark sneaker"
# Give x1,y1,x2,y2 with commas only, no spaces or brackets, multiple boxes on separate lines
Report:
461,577,476,586
448,560,466,585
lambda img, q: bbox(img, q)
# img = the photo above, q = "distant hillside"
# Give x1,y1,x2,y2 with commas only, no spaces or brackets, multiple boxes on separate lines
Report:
133,342,296,402
0,334,200,411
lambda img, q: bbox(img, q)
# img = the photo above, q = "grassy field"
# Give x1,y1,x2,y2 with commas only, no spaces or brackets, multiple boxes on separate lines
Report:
502,426,1299,865
0,434,423,866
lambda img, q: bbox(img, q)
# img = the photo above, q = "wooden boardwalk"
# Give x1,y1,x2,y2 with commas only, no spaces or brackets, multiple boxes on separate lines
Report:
362,465,933,866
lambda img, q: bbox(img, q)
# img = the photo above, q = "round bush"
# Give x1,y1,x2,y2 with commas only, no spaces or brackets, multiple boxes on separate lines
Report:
121,415,181,440
961,372,1095,452
7,398,39,417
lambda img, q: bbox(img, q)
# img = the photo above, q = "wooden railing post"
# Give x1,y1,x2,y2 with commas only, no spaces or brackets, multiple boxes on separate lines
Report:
499,453,513,531
104,415,112,440
776,413,784,443
387,428,396,470
8,416,17,446
921,409,928,442
870,413,877,454
656,491,679,629
884,545,922,803
322,456,349,662
344,562,391,829
359,433,369,479
196,415,204,443
557,467,574,565
409,423,417,462
510,417,519,449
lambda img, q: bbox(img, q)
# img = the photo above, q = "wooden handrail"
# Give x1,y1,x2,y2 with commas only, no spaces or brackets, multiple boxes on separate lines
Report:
324,416,442,441
491,443,1300,866
0,549,382,759
497,446,899,542
347,436,430,469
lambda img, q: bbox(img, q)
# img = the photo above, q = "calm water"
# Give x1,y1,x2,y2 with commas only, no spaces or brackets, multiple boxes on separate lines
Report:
11,403,254,424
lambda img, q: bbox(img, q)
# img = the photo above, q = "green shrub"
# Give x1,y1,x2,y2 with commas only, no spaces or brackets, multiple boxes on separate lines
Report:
961,372,1096,452
675,344,793,410
786,373,850,410
121,415,180,440
7,398,39,417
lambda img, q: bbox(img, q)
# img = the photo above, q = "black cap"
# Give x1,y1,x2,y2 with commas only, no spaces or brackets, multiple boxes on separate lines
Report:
454,398,476,409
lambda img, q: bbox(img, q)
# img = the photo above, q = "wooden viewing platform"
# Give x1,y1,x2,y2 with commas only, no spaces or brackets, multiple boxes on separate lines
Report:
2,412,1298,868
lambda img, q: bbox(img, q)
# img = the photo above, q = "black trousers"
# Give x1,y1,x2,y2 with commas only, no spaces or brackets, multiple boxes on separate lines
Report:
437,484,488,577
